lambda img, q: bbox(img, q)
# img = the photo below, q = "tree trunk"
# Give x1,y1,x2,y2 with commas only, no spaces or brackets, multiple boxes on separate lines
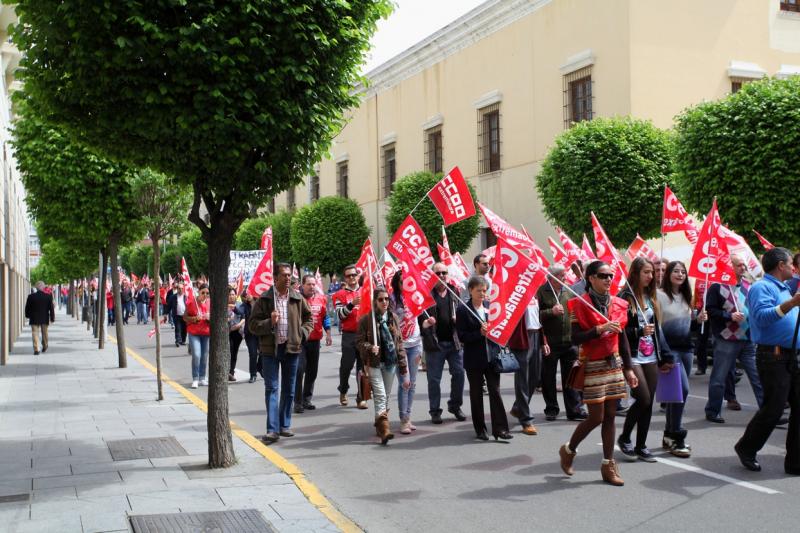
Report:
98,250,108,349
109,236,127,368
205,215,236,468
153,236,164,401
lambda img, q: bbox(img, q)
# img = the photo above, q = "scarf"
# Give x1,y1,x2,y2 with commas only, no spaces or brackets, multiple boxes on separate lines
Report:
379,312,397,367
588,287,611,317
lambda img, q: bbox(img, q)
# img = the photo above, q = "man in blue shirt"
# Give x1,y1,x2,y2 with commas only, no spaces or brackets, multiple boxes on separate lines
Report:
735,248,800,474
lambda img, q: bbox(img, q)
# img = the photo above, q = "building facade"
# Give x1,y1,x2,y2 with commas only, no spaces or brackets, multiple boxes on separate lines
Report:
1,5,31,365
278,0,800,264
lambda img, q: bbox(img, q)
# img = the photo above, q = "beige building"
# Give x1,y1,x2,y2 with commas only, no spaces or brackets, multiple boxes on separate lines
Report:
276,0,800,265
1,5,31,365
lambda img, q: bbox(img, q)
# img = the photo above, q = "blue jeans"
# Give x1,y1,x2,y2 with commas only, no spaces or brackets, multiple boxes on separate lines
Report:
705,338,763,417
665,350,693,433
262,344,300,434
425,341,464,415
397,344,421,420
188,334,209,380
136,302,148,324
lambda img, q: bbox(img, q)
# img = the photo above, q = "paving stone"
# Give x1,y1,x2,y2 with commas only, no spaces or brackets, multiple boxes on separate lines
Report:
30,486,77,502
30,494,130,520
2,514,83,533
269,502,326,521
129,509,276,533
80,510,131,533
0,479,32,498
271,518,342,533
32,470,122,490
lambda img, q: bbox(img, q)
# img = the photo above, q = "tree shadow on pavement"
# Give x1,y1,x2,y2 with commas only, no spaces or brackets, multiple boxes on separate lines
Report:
457,476,600,501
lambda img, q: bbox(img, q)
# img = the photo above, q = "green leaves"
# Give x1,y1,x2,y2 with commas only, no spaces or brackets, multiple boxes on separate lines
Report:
233,210,295,264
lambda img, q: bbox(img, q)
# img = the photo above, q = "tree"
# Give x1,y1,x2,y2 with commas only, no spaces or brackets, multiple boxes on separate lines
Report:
674,77,800,249
128,245,151,278
291,197,370,275
131,170,192,401
233,210,294,263
536,117,674,245
178,228,208,277
10,0,391,467
386,171,480,258
32,239,97,285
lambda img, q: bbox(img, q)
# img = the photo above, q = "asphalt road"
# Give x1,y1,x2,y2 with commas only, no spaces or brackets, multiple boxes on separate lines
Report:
113,316,800,533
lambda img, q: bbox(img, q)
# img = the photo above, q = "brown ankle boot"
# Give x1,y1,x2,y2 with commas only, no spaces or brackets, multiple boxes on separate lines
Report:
601,459,624,486
559,444,576,476
377,412,394,445
374,416,381,437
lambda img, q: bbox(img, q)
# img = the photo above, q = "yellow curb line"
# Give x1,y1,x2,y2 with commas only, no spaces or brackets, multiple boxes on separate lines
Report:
108,335,362,533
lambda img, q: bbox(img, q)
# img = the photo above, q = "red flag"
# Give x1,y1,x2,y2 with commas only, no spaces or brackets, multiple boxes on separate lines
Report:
581,234,596,260
753,230,774,251
427,166,476,226
486,237,548,346
381,254,398,294
591,213,628,296
355,238,379,276
131,273,139,284
626,234,660,262
260,227,271,250
391,246,437,319
180,257,198,309
314,268,325,296
437,243,467,288
478,203,535,254
235,270,244,297
520,226,551,268
357,265,374,319
662,186,699,245
247,232,274,298
291,263,299,281
546,237,578,285
452,252,472,281
168,273,173,287
387,215,435,270
556,227,586,264
688,199,736,284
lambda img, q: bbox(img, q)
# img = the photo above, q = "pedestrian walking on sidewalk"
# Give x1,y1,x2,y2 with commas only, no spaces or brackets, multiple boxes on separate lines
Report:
294,275,332,414
228,287,246,382
333,264,366,408
25,281,55,355
357,288,409,445
184,284,211,389
391,271,422,434
239,290,261,383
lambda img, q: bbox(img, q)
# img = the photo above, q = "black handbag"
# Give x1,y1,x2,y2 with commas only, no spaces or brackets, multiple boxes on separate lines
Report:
488,342,520,374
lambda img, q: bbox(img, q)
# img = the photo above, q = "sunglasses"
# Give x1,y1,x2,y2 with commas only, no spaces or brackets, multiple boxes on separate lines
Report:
199,291,209,295
376,297,390,303
345,273,358,278
435,271,448,277
594,273,614,281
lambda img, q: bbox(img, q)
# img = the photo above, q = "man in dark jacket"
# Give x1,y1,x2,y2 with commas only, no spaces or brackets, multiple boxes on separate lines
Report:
419,262,465,424
25,281,55,355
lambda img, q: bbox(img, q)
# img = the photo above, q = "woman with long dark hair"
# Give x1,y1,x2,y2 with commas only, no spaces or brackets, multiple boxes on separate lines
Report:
391,271,422,434
617,258,673,462
657,260,707,457
559,261,638,486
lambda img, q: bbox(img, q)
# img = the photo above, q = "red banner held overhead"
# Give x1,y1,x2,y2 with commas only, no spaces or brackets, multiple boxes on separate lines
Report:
381,253,398,294
662,186,699,244
626,234,660,262
556,227,587,264
478,203,535,254
314,268,325,296
753,229,774,251
486,237,548,347
427,166,476,226
688,199,736,284
582,234,596,260
452,252,472,281
387,215,436,271
180,257,198,309
591,213,628,295
355,238,380,278
260,227,271,250
235,270,244,296
546,237,577,285
391,246,438,320
247,228,274,298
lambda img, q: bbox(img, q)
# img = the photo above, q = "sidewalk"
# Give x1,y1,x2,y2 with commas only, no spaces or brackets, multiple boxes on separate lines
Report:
0,316,342,533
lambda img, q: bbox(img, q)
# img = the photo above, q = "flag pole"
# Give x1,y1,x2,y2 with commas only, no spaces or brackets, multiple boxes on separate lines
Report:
367,261,378,350
700,196,716,335
660,183,666,261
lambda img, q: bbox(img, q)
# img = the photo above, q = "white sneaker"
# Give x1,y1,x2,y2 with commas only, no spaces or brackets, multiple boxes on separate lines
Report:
200,379,209,386
191,380,199,389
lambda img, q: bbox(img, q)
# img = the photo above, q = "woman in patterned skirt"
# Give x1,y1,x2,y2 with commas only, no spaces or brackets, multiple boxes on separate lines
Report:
558,261,639,486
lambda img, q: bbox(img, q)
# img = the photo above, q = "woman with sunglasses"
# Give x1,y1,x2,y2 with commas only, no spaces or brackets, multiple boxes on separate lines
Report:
390,271,422,434
184,284,211,389
617,257,673,463
657,260,707,457
357,288,409,445
559,261,638,486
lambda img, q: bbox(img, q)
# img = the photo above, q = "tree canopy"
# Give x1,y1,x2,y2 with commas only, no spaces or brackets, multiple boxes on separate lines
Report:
536,117,674,245
233,210,294,264
178,227,208,277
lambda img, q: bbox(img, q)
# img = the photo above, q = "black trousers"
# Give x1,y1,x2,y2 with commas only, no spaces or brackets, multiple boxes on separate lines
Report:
295,340,321,405
229,330,243,374
338,332,363,401
737,352,800,472
466,368,508,436
245,334,260,377
174,315,187,344
541,344,583,418
696,326,711,372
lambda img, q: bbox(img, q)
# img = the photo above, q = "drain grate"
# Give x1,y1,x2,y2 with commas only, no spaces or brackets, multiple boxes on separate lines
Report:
129,509,276,532
107,436,188,461
0,493,29,504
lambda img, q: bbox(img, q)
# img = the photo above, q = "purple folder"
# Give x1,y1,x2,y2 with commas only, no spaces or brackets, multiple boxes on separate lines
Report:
656,361,684,403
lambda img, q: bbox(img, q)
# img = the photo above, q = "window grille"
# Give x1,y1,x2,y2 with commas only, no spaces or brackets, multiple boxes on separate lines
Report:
477,104,501,174
424,127,443,174
563,67,594,129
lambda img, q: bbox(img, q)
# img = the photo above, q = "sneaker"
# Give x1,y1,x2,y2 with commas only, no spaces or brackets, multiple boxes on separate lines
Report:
431,412,443,424
635,447,657,463
303,402,316,411
617,436,637,462
293,404,304,414
261,433,280,444
669,439,692,458
249,375,257,383
228,374,236,382
191,380,199,389
200,379,209,386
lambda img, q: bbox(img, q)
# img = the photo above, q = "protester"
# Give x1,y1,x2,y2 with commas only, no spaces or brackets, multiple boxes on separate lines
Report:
472,254,492,289
507,299,542,436
228,287,246,382
167,282,188,347
735,247,800,473
249,263,313,444
559,261,638,486
390,270,422,434
294,275,332,413
121,281,133,324
457,276,511,441
538,265,586,421
164,281,176,326
787,252,800,296
135,282,150,325
420,262,466,424
238,290,261,383
657,260,707,457
106,289,115,326
617,257,673,463
333,264,366,408
184,283,210,389
357,288,409,445
704,255,764,423
25,281,55,355
655,257,669,289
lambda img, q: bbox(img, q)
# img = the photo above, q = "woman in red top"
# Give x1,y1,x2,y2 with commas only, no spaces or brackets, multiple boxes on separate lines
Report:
559,261,638,486
184,284,211,389
106,290,115,326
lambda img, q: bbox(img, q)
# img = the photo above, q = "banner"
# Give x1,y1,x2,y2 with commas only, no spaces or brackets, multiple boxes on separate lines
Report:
292,263,299,281
314,268,325,296
582,234,596,260
427,166,476,226
520,226,550,268
452,252,472,281
234,271,244,296
439,226,468,287
247,233,274,298
486,237,548,346
392,246,438,319
556,227,588,264
591,212,628,295
546,237,578,285
688,199,735,284
479,202,536,254
626,234,660,263
180,257,197,308
382,253,398,294
753,230,774,251
228,250,267,285
387,215,435,270
358,264,374,319
662,186,699,244
260,227,271,250
721,226,763,278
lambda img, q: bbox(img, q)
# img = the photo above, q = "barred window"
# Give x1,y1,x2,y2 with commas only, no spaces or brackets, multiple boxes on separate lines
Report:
310,174,320,202
477,104,501,174
563,67,593,128
287,186,296,210
337,162,348,198
781,1,800,12
424,127,443,174
730,77,756,94
381,144,397,199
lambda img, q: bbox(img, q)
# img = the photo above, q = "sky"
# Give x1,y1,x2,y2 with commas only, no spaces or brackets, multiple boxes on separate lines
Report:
362,0,488,74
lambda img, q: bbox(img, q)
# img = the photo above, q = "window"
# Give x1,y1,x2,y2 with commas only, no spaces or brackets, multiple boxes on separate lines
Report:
309,174,320,202
563,66,593,128
287,186,296,210
481,227,497,250
781,1,800,13
337,162,349,198
477,104,501,174
730,77,756,93
424,127,443,174
381,144,396,198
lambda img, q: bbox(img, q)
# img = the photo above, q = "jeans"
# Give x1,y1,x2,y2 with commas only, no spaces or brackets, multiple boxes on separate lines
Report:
369,364,396,415
261,344,300,434
706,338,763,416
245,334,260,377
541,344,583,418
107,308,115,326
425,341,464,415
123,301,133,323
188,334,209,380
338,332,364,401
665,350,693,433
511,330,541,425
397,344,421,420
174,315,187,345
136,302,148,324
295,340,321,405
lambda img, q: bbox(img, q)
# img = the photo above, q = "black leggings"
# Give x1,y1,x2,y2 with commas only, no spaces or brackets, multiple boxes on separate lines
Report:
621,363,659,449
